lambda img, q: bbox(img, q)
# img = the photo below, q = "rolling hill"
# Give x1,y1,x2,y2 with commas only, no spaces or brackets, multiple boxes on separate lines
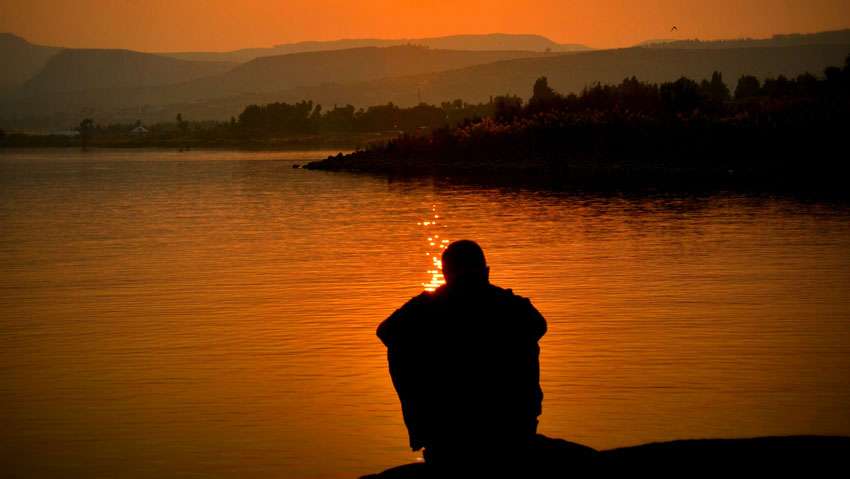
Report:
219,43,850,110
161,33,590,63
185,45,549,97
640,28,850,49
0,46,549,120
14,48,235,96
1,29,849,129
0,33,60,95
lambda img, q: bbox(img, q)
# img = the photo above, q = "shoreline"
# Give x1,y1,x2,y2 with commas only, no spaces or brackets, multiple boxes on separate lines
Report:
304,150,850,195
0,131,398,151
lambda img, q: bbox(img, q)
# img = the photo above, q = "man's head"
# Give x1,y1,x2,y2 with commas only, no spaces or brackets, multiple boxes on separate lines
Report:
441,240,489,287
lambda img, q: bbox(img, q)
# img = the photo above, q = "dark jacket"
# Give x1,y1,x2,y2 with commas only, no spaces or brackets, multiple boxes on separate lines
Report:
377,283,547,451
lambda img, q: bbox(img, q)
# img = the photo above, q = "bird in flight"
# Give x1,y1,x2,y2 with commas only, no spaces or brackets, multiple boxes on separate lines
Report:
671,26,679,32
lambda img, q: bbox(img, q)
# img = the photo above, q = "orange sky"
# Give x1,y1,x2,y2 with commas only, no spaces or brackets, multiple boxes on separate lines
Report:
1,0,849,51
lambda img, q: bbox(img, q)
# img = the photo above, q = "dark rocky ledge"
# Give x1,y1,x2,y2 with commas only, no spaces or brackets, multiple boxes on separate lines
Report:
362,435,850,478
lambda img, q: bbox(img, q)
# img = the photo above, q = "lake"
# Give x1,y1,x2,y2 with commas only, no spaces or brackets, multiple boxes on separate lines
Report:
2,149,849,478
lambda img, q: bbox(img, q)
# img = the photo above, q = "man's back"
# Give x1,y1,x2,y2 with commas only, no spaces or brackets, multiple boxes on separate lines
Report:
377,281,547,459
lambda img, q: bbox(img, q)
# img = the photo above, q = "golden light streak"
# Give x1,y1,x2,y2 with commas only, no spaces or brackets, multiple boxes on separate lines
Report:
421,204,447,291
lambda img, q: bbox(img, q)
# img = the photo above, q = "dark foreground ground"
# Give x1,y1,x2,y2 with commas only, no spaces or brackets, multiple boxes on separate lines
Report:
363,435,850,478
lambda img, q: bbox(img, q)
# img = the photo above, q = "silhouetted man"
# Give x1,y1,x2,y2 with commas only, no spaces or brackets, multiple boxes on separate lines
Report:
377,240,547,473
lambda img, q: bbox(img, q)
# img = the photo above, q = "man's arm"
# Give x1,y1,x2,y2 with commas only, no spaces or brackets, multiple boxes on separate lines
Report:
377,295,432,450
519,296,546,421
387,344,429,450
376,293,429,346
519,295,547,341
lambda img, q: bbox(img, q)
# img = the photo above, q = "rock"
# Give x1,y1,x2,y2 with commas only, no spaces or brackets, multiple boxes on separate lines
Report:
363,435,850,478
601,435,850,475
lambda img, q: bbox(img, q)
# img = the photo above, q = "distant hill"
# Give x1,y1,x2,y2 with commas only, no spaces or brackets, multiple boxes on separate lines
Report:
0,33,60,94
2,30,849,129
14,49,235,96
184,46,549,97
640,28,850,49
1,46,548,119
162,33,590,63
236,43,850,109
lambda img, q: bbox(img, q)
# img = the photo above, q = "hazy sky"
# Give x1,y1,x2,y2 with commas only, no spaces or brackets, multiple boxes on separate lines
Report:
2,0,849,51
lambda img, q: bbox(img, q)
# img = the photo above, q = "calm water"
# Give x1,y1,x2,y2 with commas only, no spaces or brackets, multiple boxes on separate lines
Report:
2,149,850,478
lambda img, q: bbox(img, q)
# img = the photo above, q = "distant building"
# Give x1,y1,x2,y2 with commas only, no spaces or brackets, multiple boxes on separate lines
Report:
131,125,149,135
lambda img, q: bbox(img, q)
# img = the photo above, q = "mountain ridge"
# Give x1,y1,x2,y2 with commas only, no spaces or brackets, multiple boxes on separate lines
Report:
0,33,61,94
160,33,591,63
15,48,236,96
2,29,849,129
638,27,850,49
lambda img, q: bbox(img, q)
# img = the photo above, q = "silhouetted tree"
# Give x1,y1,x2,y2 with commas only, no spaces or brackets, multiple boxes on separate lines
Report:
176,113,188,135
310,104,323,122
660,77,702,113
795,73,819,97
78,118,94,149
493,95,523,123
579,83,612,110
735,75,761,99
357,102,402,131
313,56,850,188
763,75,793,98
705,71,731,103
322,104,356,131
403,103,447,130
615,76,661,113
824,66,843,84
441,99,464,110
531,77,558,103
528,76,562,114
237,100,316,134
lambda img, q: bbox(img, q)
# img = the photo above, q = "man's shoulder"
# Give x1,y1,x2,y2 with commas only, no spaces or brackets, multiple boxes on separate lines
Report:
396,291,436,316
377,291,434,345
488,284,547,338
488,284,533,307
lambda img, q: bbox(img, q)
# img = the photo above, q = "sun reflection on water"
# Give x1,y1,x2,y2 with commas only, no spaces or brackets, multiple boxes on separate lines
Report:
417,204,449,291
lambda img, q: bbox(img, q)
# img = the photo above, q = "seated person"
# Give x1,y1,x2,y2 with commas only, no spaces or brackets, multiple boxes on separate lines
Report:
377,240,547,473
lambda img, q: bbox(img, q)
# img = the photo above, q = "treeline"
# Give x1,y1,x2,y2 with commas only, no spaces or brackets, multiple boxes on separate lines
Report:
3,54,849,154
0,99,497,148
307,55,850,190
509,56,850,118
236,100,494,135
